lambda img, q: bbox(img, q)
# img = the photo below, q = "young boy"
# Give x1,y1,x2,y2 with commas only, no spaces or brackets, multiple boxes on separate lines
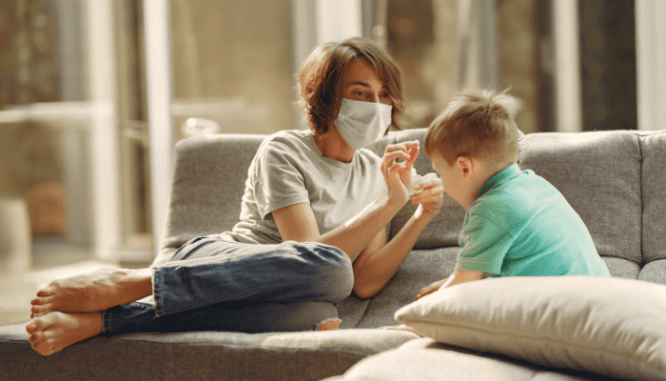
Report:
414,89,610,301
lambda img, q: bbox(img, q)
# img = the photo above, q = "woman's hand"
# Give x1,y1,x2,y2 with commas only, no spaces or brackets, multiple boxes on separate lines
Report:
410,173,444,219
380,141,419,206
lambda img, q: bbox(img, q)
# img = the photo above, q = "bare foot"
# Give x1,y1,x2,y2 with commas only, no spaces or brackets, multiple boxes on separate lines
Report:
26,311,103,356
30,267,152,317
316,318,341,331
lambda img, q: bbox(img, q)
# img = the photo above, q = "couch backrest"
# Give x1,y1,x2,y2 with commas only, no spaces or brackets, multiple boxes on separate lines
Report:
370,128,666,281
155,134,265,265
157,129,665,281
156,129,462,265
639,130,666,283
518,131,643,263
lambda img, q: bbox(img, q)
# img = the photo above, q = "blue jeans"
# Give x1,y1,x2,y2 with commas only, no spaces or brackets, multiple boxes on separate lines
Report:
102,236,353,334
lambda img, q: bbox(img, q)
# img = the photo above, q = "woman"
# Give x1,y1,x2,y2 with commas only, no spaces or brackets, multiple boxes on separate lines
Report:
26,37,444,356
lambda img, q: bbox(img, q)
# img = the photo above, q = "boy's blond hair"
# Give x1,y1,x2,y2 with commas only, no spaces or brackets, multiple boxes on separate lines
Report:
424,89,520,166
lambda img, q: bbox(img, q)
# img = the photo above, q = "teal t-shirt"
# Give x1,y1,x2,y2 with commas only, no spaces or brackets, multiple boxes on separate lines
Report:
457,164,611,277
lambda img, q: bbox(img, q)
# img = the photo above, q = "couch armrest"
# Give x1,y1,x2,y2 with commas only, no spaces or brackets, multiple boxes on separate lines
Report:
154,134,266,266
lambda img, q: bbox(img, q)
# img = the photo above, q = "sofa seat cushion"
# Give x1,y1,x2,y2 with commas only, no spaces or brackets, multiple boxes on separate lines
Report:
0,323,417,381
338,247,461,329
395,276,666,381
602,256,640,279
639,259,666,285
324,338,608,381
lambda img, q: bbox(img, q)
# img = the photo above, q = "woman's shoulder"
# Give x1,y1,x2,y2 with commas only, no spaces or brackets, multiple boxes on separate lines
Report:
252,130,322,173
265,129,311,143
258,129,312,153
354,147,382,167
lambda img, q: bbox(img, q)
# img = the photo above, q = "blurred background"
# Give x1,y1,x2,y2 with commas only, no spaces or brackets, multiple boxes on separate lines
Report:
0,0,664,324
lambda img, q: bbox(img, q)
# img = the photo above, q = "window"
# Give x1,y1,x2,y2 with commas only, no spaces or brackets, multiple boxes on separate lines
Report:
0,0,96,269
170,0,296,138
0,0,656,273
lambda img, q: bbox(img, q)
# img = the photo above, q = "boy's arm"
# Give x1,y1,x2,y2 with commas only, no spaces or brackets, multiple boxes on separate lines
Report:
414,270,485,301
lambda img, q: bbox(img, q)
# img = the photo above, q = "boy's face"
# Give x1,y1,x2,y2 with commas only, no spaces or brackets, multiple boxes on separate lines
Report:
429,151,499,210
428,151,466,207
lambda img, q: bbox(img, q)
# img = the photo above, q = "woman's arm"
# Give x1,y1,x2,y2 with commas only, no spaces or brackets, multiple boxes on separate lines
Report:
273,141,417,257
274,160,445,299
351,182,444,299
272,188,402,255
318,191,402,255
273,140,444,298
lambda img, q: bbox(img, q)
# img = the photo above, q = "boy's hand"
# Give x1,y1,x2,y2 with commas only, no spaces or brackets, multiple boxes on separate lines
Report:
380,141,420,205
415,271,485,301
414,278,448,301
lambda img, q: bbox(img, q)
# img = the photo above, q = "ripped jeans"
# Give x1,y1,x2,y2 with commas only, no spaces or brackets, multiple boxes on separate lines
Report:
101,236,353,334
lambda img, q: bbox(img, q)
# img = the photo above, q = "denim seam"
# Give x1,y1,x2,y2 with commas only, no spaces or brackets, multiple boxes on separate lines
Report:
102,308,112,334
153,267,165,317
174,238,217,261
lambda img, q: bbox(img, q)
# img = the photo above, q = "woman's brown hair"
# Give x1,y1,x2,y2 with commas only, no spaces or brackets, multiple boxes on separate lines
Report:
297,37,404,135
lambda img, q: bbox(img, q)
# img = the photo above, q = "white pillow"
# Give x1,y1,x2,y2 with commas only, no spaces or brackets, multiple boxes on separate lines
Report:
394,276,666,381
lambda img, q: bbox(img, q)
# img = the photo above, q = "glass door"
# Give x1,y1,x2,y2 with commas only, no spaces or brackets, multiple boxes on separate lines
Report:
0,0,100,269
169,0,296,138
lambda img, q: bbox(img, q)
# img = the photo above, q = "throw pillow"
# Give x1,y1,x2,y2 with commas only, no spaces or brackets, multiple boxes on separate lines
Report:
394,276,666,381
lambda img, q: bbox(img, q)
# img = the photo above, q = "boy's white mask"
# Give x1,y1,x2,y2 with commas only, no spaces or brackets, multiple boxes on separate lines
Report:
334,98,393,150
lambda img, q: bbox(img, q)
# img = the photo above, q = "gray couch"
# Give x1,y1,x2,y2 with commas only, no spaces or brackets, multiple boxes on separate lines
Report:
1,128,664,381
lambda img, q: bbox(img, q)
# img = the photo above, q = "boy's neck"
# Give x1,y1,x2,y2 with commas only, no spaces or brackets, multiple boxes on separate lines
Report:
480,162,519,193
462,160,516,210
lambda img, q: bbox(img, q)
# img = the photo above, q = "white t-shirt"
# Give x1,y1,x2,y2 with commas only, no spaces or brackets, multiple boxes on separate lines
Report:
221,129,386,260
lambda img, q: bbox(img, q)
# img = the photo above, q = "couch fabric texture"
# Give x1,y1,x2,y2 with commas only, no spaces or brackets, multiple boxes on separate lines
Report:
1,128,664,381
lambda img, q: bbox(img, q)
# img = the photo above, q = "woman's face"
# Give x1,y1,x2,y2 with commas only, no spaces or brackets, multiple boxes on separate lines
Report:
342,59,392,106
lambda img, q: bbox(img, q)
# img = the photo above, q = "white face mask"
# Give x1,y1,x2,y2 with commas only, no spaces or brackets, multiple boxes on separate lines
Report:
334,98,393,150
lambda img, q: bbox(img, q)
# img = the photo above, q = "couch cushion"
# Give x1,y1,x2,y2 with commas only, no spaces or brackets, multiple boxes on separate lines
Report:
641,130,666,267
0,323,416,381
325,338,610,381
518,131,642,264
639,259,666,285
338,247,461,329
155,134,266,265
602,256,640,279
395,276,666,381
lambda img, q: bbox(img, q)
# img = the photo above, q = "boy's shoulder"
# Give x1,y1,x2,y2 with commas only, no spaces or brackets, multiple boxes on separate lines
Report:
470,167,561,225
